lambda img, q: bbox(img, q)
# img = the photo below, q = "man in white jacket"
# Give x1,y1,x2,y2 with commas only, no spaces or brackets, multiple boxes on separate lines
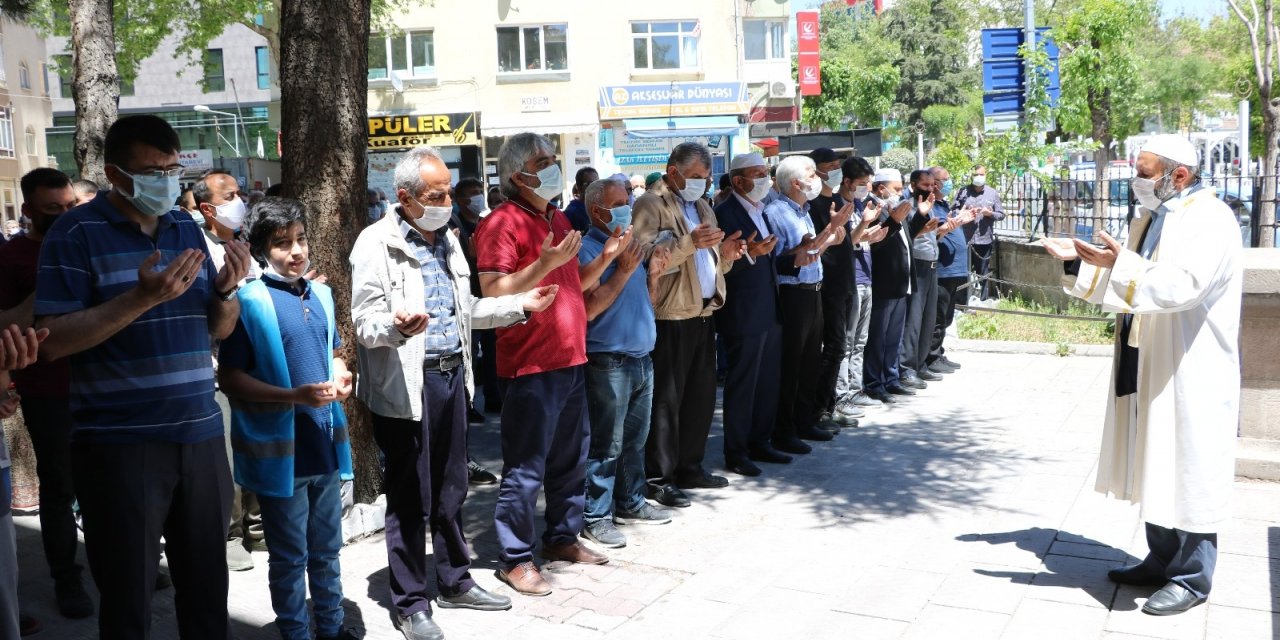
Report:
1043,134,1242,617
350,146,557,640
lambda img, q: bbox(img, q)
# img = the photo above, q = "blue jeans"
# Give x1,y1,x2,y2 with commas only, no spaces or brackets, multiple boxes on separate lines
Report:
583,353,653,523
258,471,344,640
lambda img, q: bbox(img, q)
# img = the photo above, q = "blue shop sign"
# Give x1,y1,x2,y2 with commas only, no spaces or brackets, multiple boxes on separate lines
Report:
598,82,749,119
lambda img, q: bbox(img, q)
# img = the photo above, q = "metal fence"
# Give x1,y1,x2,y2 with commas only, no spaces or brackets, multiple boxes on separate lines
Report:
988,170,1280,248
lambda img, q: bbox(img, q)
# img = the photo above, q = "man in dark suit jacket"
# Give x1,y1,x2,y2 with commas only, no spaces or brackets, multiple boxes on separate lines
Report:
864,169,935,403
712,153,796,477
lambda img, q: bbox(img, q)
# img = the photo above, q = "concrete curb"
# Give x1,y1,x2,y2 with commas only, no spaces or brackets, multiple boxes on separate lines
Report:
948,336,1113,357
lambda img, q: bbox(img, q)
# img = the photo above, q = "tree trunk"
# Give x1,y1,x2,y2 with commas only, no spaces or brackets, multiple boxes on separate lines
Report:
1089,87,1113,244
69,0,119,184
1260,100,1280,248
279,0,378,501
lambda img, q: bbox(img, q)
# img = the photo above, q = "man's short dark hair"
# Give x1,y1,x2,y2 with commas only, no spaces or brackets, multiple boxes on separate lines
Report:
264,183,285,197
244,196,307,266
574,167,598,187
103,115,181,168
20,168,71,202
192,169,235,206
909,169,931,186
841,157,874,182
718,173,732,190
453,177,484,196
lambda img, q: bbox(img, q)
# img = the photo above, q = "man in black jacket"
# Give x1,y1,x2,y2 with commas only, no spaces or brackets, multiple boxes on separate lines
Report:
713,153,794,476
864,169,936,403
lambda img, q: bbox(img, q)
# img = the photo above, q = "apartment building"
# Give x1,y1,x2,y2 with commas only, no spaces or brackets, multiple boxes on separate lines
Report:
0,15,55,226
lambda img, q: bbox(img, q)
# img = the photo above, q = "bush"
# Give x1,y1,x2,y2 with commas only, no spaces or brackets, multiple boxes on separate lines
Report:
879,147,918,175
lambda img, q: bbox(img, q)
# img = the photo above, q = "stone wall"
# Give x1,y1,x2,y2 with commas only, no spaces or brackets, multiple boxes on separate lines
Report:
994,239,1075,310
1237,248,1280,480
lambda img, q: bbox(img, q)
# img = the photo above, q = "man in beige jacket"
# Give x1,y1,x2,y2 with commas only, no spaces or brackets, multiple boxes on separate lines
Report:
632,142,746,508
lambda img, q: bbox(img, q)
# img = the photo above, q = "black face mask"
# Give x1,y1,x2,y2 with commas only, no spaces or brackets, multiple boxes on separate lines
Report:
31,212,57,236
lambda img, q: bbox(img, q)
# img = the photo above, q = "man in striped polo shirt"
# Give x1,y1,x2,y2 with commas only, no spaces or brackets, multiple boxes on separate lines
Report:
34,115,252,639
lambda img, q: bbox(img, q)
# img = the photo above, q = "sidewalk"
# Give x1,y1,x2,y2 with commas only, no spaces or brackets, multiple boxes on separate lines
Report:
13,350,1280,639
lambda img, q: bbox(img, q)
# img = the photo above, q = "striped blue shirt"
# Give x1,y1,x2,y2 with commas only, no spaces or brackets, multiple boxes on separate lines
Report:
34,192,223,444
767,195,822,285
398,217,461,357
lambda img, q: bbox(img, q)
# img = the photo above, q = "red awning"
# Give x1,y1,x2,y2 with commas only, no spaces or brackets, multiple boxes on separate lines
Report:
749,106,798,123
753,138,779,148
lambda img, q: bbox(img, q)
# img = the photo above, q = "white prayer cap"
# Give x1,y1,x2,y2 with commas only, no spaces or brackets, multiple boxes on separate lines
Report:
1141,134,1199,168
730,153,766,171
873,168,903,183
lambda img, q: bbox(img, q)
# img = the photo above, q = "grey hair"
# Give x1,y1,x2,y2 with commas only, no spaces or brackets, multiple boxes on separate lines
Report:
584,178,626,213
775,155,815,197
668,142,712,173
498,132,556,199
394,146,444,197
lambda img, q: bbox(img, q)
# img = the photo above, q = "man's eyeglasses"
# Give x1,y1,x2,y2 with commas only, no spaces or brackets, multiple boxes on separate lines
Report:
114,164,185,179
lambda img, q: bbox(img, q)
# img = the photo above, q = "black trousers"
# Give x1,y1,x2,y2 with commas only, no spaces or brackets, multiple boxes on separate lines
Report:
371,368,474,618
900,259,938,377
815,289,854,414
19,395,81,583
721,325,782,464
475,329,501,410
929,276,968,364
74,436,232,640
1141,523,1218,598
647,316,717,486
777,286,824,439
971,243,994,300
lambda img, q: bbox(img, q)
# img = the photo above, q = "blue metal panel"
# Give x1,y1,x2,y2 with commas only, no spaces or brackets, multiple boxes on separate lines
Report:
983,91,1024,117
983,60,1024,93
982,28,1024,60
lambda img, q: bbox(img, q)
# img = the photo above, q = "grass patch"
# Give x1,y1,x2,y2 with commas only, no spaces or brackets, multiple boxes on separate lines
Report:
957,295,1115,348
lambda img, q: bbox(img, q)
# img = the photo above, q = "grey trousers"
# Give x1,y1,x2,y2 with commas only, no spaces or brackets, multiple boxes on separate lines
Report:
1142,522,1218,598
0,490,17,640
217,390,263,546
835,283,874,404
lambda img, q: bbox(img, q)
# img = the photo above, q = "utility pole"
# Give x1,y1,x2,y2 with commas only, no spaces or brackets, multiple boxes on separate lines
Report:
1024,0,1035,128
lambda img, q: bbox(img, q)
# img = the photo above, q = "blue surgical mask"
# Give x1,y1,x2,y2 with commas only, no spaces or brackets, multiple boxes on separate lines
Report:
521,163,564,202
113,166,180,217
598,204,632,234
940,180,954,198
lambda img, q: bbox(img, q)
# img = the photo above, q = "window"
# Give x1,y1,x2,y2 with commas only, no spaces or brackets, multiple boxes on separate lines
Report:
0,44,6,86
53,54,72,97
203,48,225,92
41,62,49,95
368,31,436,80
496,24,567,73
255,46,270,89
631,21,699,70
744,19,786,61
0,107,14,158
18,61,29,89
119,75,134,97
24,127,36,156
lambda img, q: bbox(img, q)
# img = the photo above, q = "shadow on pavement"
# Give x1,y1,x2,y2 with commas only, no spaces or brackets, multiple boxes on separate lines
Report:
958,527,1140,610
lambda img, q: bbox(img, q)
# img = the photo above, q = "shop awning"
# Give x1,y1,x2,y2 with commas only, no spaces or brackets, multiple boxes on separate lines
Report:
481,111,599,138
622,116,741,139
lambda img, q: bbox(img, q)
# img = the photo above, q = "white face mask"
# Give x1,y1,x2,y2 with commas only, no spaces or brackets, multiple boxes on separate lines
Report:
746,176,773,203
823,168,843,190
262,258,310,284
677,172,708,202
852,185,870,201
409,196,452,232
972,175,987,188
214,197,247,232
800,176,823,202
1131,175,1166,211
467,194,488,216
521,163,563,202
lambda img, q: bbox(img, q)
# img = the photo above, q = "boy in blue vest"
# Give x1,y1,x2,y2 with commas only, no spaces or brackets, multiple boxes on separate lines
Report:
217,197,356,640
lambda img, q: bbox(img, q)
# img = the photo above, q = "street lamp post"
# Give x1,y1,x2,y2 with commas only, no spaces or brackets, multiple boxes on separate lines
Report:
193,104,242,157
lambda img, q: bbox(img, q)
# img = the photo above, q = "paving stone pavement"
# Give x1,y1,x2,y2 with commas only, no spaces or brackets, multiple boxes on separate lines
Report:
12,350,1280,639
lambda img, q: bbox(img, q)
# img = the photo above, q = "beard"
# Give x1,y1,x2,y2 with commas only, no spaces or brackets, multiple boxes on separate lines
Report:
31,212,57,236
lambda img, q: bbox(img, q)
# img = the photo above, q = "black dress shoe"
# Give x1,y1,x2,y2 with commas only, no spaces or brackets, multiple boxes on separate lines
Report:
677,471,729,489
726,458,761,477
917,369,943,382
899,375,927,389
651,483,691,508
397,611,444,640
868,392,896,404
772,436,812,455
1142,582,1205,616
796,424,835,442
747,446,793,464
437,584,513,611
1107,563,1166,586
468,407,486,424
886,384,916,396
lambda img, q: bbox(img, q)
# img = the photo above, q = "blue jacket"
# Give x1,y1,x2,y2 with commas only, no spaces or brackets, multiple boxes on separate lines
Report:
229,278,353,497
713,194,794,336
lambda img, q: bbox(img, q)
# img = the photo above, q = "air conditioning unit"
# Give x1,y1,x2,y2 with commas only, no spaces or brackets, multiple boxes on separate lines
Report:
769,80,796,99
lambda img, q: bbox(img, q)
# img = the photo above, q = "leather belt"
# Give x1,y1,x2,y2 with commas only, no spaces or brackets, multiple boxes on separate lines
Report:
424,352,463,372
784,282,822,292
915,259,937,269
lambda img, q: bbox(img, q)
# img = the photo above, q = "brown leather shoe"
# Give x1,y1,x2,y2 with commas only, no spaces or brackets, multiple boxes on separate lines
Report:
540,540,609,565
495,561,552,597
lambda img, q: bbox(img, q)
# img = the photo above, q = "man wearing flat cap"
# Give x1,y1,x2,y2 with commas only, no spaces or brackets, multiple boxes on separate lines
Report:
1043,134,1242,617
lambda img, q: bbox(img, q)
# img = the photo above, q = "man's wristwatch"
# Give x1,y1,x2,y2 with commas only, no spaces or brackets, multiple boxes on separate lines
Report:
217,285,239,301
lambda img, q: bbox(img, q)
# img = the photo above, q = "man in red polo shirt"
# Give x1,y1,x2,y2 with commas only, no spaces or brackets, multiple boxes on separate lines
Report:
475,132,627,597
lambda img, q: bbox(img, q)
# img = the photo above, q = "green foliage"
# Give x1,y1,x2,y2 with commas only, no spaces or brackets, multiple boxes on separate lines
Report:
799,4,901,130
881,0,979,128
928,140,974,181
880,147,919,174
956,295,1113,346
